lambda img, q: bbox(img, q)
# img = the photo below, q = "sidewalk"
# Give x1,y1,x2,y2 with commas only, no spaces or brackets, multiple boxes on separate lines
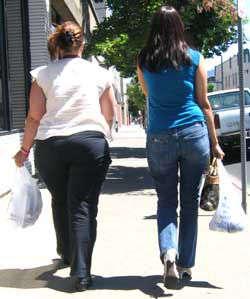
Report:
1,125,250,299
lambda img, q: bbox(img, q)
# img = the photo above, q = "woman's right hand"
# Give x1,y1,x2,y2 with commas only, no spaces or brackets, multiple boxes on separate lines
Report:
212,143,225,160
13,151,28,167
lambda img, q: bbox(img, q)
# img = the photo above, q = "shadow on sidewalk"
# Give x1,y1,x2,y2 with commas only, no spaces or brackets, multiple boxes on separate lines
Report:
0,262,222,295
103,165,154,194
93,275,170,297
101,146,154,195
92,274,222,296
0,259,74,293
143,212,215,220
111,147,146,159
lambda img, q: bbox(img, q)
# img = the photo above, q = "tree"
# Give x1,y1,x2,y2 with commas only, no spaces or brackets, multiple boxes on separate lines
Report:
84,0,238,77
207,82,216,93
126,78,146,126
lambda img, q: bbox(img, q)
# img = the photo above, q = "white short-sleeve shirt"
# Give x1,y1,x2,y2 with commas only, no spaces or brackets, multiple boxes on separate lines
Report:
30,57,113,140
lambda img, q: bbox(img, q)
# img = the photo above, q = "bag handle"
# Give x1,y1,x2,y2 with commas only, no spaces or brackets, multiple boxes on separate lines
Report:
211,157,217,167
210,157,218,176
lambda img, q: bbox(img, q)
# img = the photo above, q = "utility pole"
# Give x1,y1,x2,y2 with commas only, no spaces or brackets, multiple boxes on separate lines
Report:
237,0,247,213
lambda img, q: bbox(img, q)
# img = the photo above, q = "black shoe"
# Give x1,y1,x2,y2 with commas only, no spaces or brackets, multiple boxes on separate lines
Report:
75,277,92,292
62,257,70,266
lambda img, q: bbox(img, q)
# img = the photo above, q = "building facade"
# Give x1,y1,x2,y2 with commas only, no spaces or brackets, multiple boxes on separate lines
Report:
215,48,250,91
92,0,129,129
93,0,108,22
0,0,99,196
109,67,129,129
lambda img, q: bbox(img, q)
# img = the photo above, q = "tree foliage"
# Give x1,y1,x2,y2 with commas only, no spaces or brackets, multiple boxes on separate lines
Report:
85,0,238,77
126,78,147,126
207,82,216,93
126,78,145,116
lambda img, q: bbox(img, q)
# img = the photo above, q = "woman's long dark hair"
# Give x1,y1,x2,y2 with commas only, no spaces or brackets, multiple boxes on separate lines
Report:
138,6,191,72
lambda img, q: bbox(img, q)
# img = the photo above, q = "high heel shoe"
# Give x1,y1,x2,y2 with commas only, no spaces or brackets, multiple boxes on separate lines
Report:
177,266,192,280
163,249,180,289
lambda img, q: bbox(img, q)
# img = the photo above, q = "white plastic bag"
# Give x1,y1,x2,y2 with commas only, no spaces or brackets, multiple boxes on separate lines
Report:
209,160,249,233
7,166,42,228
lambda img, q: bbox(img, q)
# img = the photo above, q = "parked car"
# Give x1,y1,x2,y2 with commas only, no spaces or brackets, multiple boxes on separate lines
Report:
207,88,250,150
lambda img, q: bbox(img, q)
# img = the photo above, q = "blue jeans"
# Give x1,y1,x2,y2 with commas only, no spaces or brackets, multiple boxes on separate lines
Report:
146,122,210,268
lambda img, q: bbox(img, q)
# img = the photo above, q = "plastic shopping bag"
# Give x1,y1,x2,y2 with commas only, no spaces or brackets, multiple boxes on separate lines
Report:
7,166,42,228
209,160,249,233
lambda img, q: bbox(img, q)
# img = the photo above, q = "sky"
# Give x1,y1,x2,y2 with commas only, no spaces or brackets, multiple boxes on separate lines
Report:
205,1,250,71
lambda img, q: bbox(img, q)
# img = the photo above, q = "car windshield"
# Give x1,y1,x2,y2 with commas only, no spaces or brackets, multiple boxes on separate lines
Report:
208,91,250,110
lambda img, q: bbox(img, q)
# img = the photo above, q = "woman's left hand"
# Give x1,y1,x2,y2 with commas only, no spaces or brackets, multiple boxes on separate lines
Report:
212,144,225,160
13,151,28,167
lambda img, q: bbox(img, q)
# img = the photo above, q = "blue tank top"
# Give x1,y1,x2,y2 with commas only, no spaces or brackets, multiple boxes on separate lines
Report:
143,48,205,133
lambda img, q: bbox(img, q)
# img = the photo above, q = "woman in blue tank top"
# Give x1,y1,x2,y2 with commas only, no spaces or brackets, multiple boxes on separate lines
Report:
137,5,224,288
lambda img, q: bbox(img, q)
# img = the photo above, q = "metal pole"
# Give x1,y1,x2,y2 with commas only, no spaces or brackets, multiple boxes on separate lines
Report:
238,16,247,213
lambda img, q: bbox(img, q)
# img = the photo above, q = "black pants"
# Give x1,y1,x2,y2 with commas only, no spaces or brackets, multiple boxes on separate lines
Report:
35,131,111,278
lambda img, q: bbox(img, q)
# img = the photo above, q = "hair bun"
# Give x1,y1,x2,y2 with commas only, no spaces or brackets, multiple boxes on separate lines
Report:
64,31,74,44
53,21,83,53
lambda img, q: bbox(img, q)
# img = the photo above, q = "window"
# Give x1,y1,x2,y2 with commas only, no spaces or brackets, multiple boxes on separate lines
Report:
208,91,250,110
243,49,249,63
245,91,250,105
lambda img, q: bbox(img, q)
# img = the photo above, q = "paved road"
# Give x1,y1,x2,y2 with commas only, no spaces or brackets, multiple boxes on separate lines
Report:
0,125,250,299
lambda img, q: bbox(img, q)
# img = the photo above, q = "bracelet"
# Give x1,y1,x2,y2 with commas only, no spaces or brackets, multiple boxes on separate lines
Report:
20,147,30,157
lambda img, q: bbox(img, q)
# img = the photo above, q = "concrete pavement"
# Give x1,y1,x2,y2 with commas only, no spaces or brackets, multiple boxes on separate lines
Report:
1,125,250,299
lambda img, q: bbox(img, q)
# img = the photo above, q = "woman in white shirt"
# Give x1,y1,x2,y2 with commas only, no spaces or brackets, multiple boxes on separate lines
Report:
14,21,115,292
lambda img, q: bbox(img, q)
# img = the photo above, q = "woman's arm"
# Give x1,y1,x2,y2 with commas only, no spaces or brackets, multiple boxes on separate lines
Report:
13,80,46,167
100,85,116,130
195,55,225,159
136,65,148,97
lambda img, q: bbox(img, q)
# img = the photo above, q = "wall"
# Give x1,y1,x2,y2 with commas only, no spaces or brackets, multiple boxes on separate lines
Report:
29,0,50,70
93,0,108,22
51,0,83,24
6,0,27,128
215,49,250,91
